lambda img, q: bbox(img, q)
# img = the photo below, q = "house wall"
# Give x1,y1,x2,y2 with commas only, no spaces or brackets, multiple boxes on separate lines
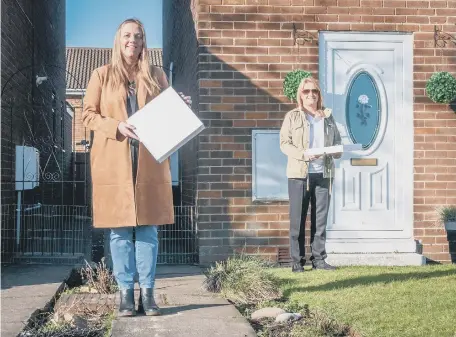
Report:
67,95,89,153
166,0,456,264
1,0,70,260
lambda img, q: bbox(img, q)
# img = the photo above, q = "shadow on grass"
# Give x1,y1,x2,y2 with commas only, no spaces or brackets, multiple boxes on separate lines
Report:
282,268,456,296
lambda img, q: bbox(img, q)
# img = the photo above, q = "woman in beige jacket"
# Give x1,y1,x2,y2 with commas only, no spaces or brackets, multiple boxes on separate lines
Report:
280,77,341,272
83,18,190,317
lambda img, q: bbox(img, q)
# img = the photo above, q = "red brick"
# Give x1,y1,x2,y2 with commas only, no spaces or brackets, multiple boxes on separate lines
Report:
328,7,350,14
269,0,291,4
384,0,406,6
200,0,222,3
406,1,429,8
436,9,456,15
223,0,245,4
407,16,429,24
338,0,360,6
396,8,418,15
350,7,374,14
360,0,382,6
305,6,328,14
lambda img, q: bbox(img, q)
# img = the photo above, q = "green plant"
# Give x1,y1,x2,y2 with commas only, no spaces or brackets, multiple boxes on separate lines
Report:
283,69,312,101
103,312,116,337
437,205,456,223
202,252,281,305
425,71,456,104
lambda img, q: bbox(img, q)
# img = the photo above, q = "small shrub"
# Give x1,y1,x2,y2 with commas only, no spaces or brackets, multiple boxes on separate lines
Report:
425,72,456,104
437,205,456,223
202,252,282,305
310,310,357,337
80,258,118,294
283,69,312,101
19,311,108,337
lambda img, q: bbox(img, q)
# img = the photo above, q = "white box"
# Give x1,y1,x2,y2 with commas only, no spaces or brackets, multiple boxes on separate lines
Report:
15,146,40,191
305,143,362,157
127,87,205,163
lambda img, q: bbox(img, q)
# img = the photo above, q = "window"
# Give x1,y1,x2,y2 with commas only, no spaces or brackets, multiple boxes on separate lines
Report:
345,71,381,149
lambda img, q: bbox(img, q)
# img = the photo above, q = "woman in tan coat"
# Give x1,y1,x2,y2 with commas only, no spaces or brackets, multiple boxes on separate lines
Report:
83,18,191,317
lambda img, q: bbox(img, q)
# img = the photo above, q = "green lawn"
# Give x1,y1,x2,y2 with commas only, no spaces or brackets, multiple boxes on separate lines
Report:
268,265,456,337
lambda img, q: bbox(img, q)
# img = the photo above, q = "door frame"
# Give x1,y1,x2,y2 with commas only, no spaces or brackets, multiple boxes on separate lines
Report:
318,31,415,252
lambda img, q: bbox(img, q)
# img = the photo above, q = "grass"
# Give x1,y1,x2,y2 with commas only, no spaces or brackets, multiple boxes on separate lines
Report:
267,265,456,337
103,312,115,337
202,252,281,305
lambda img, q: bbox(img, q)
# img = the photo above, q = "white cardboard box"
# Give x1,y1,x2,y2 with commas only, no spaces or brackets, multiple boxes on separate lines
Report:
304,144,362,157
127,87,205,163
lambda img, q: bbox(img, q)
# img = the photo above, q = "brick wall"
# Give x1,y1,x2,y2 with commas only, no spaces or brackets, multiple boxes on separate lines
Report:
164,0,456,264
67,95,89,153
163,0,201,206
66,95,92,208
1,0,70,260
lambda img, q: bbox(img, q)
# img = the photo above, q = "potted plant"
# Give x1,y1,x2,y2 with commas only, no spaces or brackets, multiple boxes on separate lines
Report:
425,71,456,105
437,205,456,231
283,69,312,102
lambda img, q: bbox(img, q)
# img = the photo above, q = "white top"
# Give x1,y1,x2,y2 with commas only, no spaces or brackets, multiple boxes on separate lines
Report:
306,113,325,173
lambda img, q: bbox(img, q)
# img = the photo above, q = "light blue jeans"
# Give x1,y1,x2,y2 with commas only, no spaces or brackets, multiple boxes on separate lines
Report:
110,225,159,290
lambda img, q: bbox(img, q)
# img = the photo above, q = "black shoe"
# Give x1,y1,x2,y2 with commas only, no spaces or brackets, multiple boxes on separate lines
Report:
292,263,304,273
312,260,336,271
137,288,160,316
118,289,136,317
300,258,306,267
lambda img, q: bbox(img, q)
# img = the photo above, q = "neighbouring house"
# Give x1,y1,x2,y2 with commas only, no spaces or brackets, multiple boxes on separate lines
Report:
163,0,456,265
0,0,76,263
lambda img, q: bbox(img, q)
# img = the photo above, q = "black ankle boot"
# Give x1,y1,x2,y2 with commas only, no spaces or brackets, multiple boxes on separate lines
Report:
312,260,337,271
138,288,160,316
292,263,304,273
118,289,135,317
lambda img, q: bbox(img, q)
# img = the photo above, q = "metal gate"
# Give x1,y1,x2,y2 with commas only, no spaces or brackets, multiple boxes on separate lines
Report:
1,64,92,265
1,63,199,265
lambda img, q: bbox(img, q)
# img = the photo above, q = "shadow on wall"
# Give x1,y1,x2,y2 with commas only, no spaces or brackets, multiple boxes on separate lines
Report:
450,100,456,113
163,2,327,262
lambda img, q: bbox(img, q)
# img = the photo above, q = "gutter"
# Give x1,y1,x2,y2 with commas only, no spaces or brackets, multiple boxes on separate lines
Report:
66,89,86,95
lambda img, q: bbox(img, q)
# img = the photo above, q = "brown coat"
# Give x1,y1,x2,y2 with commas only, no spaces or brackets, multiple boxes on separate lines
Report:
83,65,174,228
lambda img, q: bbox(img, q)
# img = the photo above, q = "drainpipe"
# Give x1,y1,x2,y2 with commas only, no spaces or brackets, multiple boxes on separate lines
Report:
169,62,174,87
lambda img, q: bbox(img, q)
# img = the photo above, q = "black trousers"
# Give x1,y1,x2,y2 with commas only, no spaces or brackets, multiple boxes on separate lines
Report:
288,173,331,264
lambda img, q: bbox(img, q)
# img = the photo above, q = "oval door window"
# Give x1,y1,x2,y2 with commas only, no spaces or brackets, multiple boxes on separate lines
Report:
345,71,381,149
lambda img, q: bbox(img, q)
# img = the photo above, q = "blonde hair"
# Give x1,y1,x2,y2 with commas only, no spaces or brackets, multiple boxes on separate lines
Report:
297,77,324,112
108,18,161,96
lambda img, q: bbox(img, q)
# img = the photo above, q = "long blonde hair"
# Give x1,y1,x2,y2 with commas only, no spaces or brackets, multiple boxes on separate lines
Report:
108,18,161,96
297,77,324,112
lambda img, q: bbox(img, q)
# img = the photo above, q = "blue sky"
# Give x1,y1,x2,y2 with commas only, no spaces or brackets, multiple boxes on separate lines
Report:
66,0,163,48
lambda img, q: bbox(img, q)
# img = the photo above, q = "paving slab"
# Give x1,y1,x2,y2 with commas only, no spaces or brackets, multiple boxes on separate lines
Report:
1,264,73,337
111,265,256,337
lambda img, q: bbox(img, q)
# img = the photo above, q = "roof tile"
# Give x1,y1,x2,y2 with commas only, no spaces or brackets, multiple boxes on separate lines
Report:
66,47,163,89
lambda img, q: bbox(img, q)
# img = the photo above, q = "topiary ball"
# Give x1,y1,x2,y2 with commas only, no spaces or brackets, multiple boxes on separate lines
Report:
283,69,312,101
425,71,456,104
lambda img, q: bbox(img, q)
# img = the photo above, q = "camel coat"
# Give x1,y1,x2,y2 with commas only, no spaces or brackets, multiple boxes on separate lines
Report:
83,65,174,228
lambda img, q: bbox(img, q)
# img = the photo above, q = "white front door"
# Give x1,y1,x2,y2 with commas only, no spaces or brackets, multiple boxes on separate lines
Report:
319,32,415,253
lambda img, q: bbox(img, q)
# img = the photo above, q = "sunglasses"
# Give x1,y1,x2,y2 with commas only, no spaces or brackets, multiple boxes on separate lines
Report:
302,89,320,95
